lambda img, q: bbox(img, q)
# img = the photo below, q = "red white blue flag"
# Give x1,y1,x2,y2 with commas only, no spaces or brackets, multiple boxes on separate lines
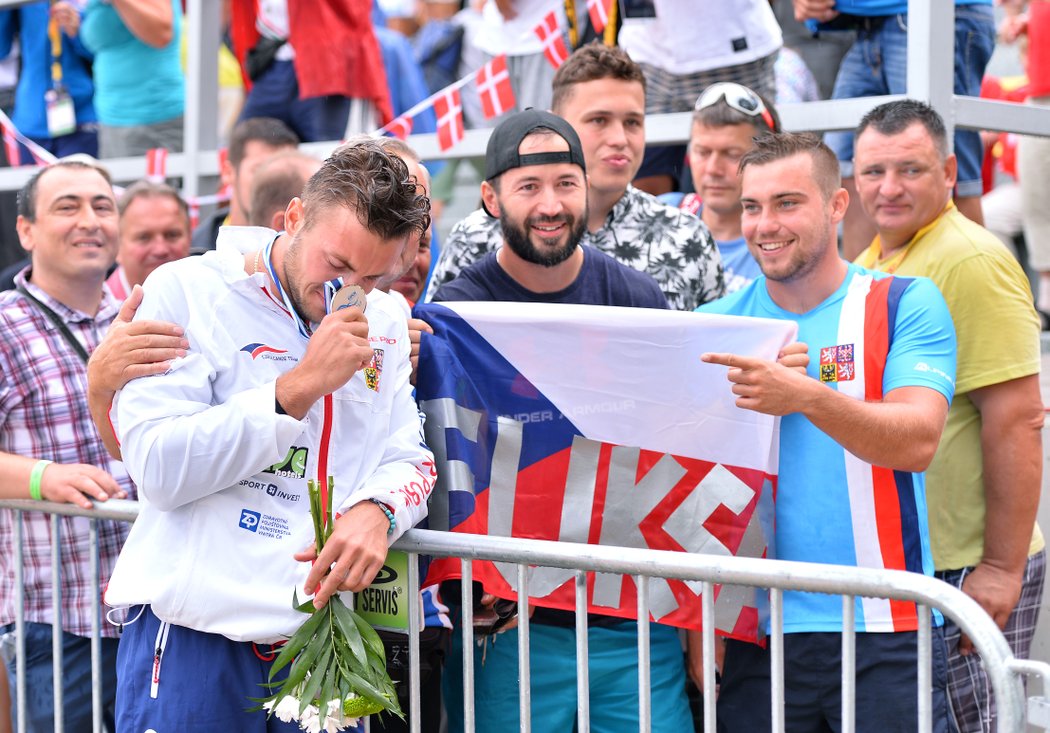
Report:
415,302,796,640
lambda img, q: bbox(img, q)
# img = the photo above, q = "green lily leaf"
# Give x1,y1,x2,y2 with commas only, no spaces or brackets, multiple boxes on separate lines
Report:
348,606,386,658
267,606,327,681
330,596,368,667
297,644,332,717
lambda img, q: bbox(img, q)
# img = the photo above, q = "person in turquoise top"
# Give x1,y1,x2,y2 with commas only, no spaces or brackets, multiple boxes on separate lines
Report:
0,2,98,163
81,0,184,158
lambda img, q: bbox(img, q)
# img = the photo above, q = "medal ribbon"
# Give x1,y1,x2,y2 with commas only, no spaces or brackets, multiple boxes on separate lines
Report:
260,235,335,521
262,233,313,340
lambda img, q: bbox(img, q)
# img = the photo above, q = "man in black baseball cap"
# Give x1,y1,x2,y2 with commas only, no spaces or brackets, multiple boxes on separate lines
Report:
432,108,666,304
428,110,686,733
482,107,587,182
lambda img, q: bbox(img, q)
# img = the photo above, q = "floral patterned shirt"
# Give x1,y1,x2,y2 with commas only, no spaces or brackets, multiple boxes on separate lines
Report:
425,185,725,310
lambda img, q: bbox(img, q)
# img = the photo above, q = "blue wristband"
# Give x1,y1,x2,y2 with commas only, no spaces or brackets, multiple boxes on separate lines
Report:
368,499,396,536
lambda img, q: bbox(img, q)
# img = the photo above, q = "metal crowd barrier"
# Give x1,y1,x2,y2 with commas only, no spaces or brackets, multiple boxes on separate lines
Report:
3,498,1050,733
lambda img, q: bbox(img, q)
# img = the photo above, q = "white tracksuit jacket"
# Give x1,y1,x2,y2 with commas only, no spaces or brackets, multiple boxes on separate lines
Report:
105,240,433,643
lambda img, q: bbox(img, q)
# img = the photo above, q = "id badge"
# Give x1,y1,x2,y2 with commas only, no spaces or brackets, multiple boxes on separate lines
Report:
45,88,76,138
352,550,411,632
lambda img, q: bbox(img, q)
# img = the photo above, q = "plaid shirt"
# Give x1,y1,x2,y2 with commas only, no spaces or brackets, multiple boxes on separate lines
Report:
0,269,135,639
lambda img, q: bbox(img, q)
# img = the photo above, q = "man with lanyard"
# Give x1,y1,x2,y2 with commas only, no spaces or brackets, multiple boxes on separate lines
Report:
0,159,132,732
0,2,98,162
699,132,956,731
852,100,1045,733
425,42,725,311
431,108,692,733
669,82,780,294
103,140,434,731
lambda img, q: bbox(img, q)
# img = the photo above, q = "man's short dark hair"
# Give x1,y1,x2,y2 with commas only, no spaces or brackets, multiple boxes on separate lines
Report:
228,117,300,169
855,100,949,159
118,180,190,226
301,138,431,241
17,159,113,222
551,42,646,113
248,152,319,227
739,132,841,201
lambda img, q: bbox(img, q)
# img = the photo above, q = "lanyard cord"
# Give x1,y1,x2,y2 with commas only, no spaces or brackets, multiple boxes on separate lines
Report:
261,235,334,520
48,13,63,89
262,233,313,340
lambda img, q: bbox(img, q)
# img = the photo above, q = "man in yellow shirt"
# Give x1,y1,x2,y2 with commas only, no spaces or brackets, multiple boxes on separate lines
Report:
853,99,1044,733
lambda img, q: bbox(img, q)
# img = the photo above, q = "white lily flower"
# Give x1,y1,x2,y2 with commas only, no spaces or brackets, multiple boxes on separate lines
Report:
273,695,301,723
322,713,345,733
299,703,322,733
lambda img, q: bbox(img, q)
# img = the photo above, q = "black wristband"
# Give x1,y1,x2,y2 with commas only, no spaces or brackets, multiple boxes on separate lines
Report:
275,395,287,416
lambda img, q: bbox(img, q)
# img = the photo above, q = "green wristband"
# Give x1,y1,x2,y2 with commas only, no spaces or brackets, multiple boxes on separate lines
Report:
29,460,52,501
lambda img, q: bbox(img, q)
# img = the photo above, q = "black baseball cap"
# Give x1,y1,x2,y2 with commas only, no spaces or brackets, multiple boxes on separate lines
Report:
484,108,587,182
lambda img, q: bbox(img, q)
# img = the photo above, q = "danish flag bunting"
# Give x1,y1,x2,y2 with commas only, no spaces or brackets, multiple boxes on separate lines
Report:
387,115,414,140
216,147,232,199
475,55,516,120
586,0,612,34
434,88,465,152
1,121,20,167
145,148,168,182
534,11,569,70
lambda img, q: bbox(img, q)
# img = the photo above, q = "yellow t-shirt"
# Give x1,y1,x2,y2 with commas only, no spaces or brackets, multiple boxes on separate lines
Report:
856,205,1045,570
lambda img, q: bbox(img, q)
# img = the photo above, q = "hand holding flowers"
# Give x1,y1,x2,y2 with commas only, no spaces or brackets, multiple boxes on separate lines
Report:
255,478,403,732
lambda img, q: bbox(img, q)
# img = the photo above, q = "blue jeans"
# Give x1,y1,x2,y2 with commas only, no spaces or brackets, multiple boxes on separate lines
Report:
1,622,118,733
443,619,692,733
240,59,351,143
824,4,995,197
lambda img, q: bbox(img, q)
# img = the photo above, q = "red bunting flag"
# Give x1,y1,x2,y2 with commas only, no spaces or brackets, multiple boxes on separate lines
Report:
145,148,168,182
1,122,21,167
587,0,612,34
534,11,569,70
475,55,516,120
388,115,414,140
434,87,465,151
217,147,232,198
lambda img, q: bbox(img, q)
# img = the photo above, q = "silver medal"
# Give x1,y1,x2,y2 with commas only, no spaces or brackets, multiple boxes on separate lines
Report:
327,283,367,313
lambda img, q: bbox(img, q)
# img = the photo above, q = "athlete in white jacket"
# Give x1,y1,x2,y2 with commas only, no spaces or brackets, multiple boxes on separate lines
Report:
103,140,434,731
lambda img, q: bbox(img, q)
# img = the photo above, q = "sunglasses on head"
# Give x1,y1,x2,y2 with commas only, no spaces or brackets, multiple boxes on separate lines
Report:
694,82,776,131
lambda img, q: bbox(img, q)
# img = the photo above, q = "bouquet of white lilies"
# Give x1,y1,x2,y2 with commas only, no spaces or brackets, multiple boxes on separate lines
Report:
255,478,402,732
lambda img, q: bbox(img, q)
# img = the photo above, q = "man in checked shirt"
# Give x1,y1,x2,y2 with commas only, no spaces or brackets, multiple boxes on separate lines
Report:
0,159,143,733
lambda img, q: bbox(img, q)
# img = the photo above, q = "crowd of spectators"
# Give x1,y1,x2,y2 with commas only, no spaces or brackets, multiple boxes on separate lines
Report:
0,1,1046,733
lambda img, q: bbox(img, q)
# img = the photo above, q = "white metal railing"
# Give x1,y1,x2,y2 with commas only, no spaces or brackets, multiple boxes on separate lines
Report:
3,497,1049,733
